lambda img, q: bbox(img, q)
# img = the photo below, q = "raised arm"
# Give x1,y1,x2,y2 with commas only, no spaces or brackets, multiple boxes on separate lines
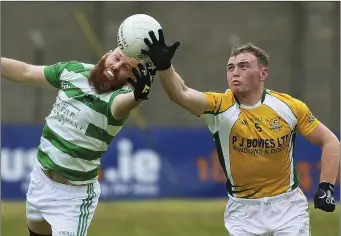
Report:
158,66,207,116
140,29,207,116
1,57,54,88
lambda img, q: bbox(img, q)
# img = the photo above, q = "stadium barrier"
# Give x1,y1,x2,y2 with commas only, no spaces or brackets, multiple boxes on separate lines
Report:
1,125,340,200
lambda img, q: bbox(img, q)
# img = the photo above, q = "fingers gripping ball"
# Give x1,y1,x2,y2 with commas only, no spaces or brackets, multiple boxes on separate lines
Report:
117,14,162,60
141,29,180,71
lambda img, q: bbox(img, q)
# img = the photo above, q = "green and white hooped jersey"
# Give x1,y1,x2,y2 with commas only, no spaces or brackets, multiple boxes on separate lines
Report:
38,61,133,185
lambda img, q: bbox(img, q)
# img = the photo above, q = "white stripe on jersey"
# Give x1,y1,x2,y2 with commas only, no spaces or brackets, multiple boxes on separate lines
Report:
287,132,295,191
60,70,113,103
263,94,297,130
45,118,107,152
263,93,298,191
40,137,100,172
218,104,240,197
202,102,239,134
57,90,108,131
107,125,123,136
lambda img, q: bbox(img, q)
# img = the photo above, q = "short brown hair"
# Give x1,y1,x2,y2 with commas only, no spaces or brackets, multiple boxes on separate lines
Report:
230,43,269,67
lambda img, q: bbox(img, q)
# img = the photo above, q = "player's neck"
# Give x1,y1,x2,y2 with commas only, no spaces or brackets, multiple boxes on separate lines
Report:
235,87,265,106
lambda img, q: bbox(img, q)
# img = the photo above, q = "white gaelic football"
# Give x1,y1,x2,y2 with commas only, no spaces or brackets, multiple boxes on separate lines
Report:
117,14,162,60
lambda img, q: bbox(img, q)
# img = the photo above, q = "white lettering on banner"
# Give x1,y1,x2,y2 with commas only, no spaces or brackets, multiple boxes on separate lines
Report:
1,148,37,193
100,138,161,198
1,138,161,198
1,148,37,181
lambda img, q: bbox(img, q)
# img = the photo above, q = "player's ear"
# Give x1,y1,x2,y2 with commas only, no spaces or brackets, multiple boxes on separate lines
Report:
260,67,268,81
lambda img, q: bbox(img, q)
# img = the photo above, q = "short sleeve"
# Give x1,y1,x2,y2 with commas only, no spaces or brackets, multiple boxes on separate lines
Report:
44,62,69,89
201,91,235,133
296,100,320,136
203,91,235,115
203,92,225,115
107,85,134,125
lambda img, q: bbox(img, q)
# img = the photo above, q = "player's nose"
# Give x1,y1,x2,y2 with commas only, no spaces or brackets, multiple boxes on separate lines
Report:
232,69,240,77
111,63,120,72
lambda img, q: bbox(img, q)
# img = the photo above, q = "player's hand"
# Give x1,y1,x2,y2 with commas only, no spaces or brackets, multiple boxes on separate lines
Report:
314,182,336,212
127,63,154,101
141,29,180,71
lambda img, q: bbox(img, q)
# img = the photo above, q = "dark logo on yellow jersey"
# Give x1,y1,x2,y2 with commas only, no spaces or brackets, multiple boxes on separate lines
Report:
266,116,282,132
306,111,315,123
239,119,248,125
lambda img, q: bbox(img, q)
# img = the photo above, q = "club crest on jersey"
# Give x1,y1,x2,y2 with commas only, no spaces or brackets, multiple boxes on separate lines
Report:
266,116,282,132
61,82,71,89
306,111,315,123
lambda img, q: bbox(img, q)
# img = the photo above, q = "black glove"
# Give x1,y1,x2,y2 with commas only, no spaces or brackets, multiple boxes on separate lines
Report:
145,61,157,78
127,63,154,101
314,182,335,212
141,29,180,71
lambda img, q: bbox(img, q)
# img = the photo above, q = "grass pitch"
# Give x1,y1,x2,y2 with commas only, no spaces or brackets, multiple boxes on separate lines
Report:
2,200,339,236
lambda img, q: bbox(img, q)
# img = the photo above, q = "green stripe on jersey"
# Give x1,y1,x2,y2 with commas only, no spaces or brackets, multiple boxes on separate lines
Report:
85,123,114,145
62,81,109,117
43,124,104,161
44,62,69,89
37,147,99,181
62,81,127,126
64,61,93,79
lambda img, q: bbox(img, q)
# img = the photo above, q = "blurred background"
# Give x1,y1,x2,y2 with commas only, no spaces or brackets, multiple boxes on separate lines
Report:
1,1,340,236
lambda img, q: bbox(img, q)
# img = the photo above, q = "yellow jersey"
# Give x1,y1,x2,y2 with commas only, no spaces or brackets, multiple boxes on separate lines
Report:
202,89,320,199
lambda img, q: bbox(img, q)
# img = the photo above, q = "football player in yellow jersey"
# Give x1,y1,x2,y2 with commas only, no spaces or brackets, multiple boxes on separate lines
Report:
139,29,340,236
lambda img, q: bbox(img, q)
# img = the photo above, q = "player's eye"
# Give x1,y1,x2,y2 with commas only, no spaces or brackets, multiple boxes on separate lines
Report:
227,66,234,72
240,63,248,69
113,56,120,62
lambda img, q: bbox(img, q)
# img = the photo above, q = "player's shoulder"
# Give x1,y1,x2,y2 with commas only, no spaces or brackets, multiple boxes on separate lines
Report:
204,89,234,99
63,61,95,72
266,89,302,105
46,61,95,78
203,89,237,115
224,89,234,97
265,89,308,115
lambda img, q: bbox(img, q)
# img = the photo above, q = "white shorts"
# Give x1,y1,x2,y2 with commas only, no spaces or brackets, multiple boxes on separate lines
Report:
26,164,101,236
224,188,310,236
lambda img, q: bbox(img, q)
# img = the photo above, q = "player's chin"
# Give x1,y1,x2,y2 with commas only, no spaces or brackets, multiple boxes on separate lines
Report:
230,85,244,93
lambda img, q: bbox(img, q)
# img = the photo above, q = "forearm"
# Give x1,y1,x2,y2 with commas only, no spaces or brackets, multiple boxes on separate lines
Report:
157,66,208,116
121,92,141,112
320,136,340,184
158,66,187,102
112,92,141,120
1,58,32,83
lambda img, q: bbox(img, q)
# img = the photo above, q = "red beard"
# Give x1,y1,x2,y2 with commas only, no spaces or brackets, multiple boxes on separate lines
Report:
88,55,127,94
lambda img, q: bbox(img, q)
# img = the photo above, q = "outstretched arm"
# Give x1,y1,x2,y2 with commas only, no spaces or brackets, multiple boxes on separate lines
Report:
158,66,207,116
1,57,54,88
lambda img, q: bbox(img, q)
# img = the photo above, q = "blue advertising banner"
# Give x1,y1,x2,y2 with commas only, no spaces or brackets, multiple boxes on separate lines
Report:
1,125,340,200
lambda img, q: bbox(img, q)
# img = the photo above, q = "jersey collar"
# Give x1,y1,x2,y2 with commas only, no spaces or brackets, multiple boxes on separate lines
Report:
234,88,267,109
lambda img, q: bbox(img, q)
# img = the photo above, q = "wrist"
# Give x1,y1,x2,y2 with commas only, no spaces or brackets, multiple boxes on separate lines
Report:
158,65,174,75
156,61,171,71
133,91,148,102
319,182,334,192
